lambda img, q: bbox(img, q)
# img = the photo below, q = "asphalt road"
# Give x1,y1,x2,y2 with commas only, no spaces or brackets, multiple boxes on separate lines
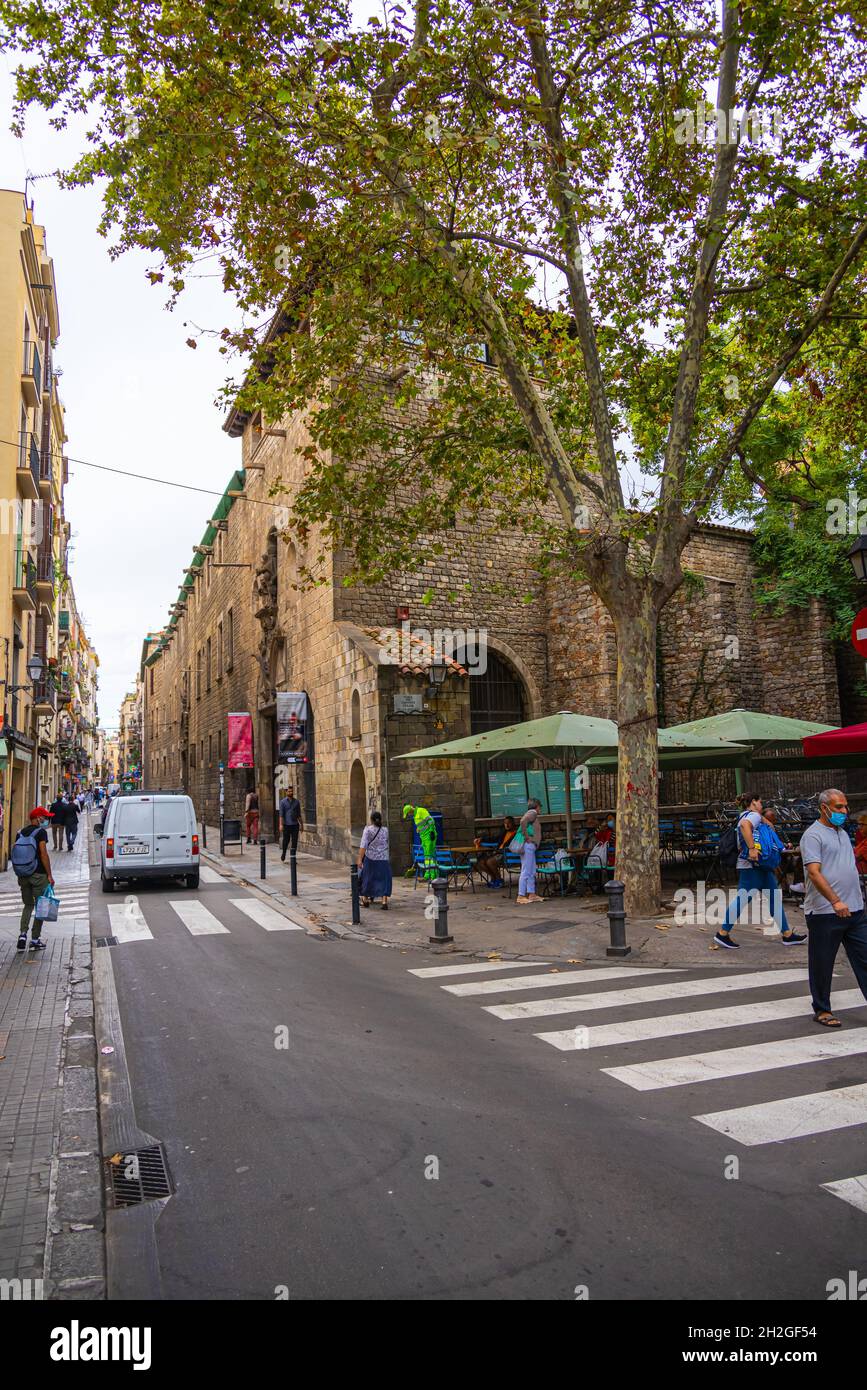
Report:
92,870,867,1301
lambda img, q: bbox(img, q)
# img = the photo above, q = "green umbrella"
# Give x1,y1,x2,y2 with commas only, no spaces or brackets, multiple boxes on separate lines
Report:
659,709,837,792
394,711,746,848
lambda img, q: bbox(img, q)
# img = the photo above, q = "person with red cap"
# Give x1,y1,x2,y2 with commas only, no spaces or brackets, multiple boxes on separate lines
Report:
12,806,55,952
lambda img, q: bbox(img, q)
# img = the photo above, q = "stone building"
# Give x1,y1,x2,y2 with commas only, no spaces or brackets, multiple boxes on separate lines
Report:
139,345,864,869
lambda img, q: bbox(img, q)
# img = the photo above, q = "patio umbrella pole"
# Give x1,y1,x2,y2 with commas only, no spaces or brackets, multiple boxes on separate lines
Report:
564,763,573,851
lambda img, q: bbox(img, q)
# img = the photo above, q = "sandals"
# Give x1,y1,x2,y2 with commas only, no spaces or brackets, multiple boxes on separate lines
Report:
813,1012,842,1029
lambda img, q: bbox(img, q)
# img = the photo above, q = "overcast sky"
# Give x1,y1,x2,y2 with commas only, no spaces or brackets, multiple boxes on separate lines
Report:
2,59,246,732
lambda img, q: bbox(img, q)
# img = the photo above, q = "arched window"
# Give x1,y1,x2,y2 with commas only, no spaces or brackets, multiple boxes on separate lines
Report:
470,650,528,817
350,688,361,740
349,759,367,841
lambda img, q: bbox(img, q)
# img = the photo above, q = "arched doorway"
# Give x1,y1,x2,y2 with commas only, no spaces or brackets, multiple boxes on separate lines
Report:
470,649,528,817
349,759,366,843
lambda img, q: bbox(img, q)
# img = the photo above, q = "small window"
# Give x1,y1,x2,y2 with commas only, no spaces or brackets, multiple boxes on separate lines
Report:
196,649,202,699
149,667,154,695
350,688,361,740
226,608,234,670
217,621,223,679
206,637,212,691
200,739,204,765
208,733,213,765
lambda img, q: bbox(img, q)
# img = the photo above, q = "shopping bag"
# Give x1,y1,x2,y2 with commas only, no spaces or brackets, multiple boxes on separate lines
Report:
35,885,60,922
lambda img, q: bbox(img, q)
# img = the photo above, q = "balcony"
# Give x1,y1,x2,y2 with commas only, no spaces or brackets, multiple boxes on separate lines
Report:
21,340,41,407
42,344,53,398
13,550,36,611
35,551,55,607
17,431,40,500
33,678,57,715
38,446,54,498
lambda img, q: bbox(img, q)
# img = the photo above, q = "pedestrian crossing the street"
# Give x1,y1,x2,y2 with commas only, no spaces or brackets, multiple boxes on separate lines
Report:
407,958,867,1207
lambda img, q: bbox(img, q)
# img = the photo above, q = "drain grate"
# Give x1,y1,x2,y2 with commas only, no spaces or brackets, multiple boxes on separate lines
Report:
106,1144,173,1207
94,936,119,947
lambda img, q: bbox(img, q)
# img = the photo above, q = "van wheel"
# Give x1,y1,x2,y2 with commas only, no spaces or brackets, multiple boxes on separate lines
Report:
100,870,115,894
185,872,200,890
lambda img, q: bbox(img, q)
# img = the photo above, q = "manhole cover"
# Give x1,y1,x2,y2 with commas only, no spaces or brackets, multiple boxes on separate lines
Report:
94,936,119,948
106,1144,173,1207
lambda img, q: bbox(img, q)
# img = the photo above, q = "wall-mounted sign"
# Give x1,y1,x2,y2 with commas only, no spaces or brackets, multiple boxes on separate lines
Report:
393,693,423,715
276,692,309,763
227,712,254,768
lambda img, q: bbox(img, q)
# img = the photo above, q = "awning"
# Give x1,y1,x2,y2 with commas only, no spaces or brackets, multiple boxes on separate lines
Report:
803,721,867,759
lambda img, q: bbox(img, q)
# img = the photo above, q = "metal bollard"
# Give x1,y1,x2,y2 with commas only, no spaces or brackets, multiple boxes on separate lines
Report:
259,835,266,880
350,863,361,925
290,847,298,897
202,819,207,850
604,879,631,957
429,875,454,945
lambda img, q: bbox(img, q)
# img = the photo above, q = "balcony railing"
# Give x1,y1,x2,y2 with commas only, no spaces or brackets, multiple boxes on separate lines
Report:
39,446,53,492
33,679,57,712
13,549,36,607
21,340,42,405
17,431,40,497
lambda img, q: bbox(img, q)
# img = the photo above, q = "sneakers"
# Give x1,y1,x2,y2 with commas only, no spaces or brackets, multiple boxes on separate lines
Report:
29,939,46,951
713,931,740,949
16,933,26,952
781,931,807,945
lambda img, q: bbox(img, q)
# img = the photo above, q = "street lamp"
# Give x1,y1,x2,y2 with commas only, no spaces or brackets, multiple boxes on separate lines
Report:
26,653,44,684
847,534,867,585
427,657,448,699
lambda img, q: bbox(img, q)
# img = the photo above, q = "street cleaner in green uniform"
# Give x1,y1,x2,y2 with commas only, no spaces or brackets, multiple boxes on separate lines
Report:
404,803,438,881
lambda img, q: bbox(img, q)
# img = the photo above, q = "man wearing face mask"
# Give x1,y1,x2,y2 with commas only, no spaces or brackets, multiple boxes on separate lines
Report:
799,788,867,1028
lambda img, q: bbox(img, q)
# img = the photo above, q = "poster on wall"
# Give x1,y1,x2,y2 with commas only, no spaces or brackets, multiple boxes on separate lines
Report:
276,692,309,764
227,712,254,769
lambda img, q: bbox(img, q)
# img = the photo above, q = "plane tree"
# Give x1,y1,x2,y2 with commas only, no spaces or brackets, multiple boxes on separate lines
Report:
5,0,867,912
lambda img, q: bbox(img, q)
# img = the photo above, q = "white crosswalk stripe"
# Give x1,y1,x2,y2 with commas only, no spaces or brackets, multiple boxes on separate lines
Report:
229,898,303,931
408,959,867,1200
695,1084,867,1146
486,968,808,1021
108,901,153,943
169,900,230,935
536,990,866,1050
821,1174,867,1214
199,866,228,885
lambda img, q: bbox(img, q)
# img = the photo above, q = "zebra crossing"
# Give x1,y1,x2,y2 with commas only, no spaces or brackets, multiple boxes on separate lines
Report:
104,893,304,942
408,957,867,1209
0,882,91,920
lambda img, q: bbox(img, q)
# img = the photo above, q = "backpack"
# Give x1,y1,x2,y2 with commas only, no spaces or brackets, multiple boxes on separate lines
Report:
11,829,40,878
735,815,782,871
719,824,739,868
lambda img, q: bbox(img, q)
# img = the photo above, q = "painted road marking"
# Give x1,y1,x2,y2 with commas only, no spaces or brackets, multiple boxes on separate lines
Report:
602,1027,867,1091
107,899,154,944
536,989,866,1050
486,969,808,1021
409,960,554,979
821,1174,867,1215
169,900,230,936
443,966,679,997
229,898,302,931
694,1082,867,1146
199,866,227,885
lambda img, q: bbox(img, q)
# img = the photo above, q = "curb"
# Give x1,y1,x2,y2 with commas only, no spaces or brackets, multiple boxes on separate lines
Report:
46,825,106,1301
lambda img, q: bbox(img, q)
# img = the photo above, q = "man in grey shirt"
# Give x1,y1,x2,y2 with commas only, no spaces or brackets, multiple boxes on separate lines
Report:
799,788,867,1027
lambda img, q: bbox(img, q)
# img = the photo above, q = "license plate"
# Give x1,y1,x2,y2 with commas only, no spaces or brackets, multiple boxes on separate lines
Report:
119,843,148,856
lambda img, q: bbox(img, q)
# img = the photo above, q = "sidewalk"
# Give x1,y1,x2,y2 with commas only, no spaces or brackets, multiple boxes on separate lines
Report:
201,825,809,968
0,816,103,1301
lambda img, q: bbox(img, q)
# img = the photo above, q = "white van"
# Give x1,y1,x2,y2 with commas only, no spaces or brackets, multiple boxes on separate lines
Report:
99,793,199,891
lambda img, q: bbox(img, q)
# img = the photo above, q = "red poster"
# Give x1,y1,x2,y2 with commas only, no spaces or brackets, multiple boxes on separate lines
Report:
227,712,254,769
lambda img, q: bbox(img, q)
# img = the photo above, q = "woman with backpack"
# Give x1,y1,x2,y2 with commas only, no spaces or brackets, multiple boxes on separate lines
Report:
13,806,55,952
714,793,806,950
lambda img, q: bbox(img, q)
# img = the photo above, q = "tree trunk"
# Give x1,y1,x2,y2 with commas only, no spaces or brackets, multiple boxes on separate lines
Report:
612,591,662,918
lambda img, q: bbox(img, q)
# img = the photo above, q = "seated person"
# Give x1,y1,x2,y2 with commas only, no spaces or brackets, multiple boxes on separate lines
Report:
590,815,616,865
475,816,518,888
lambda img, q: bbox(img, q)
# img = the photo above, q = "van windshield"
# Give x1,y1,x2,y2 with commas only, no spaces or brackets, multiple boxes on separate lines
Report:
116,803,153,836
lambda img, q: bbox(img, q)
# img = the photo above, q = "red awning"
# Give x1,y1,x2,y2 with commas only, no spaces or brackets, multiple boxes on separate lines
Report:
803,722,867,758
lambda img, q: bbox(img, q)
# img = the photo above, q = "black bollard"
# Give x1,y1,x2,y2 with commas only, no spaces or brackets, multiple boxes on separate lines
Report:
350,863,361,925
429,875,453,945
202,819,207,850
604,879,631,957
290,847,298,897
259,835,266,880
